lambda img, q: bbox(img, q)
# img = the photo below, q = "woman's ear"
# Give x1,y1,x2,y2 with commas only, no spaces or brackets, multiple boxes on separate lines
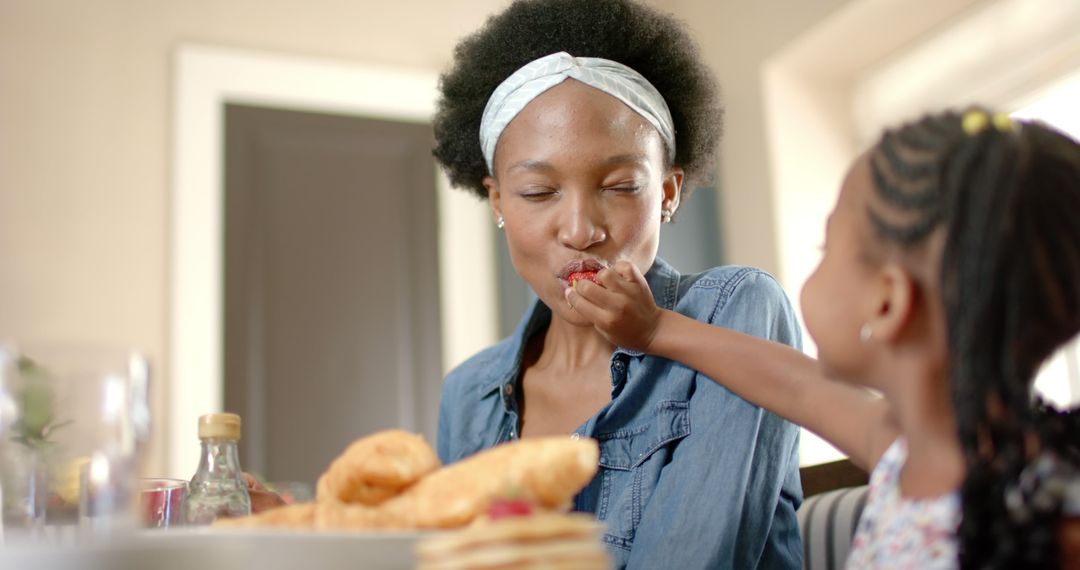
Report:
868,263,916,344
662,167,684,216
484,175,502,224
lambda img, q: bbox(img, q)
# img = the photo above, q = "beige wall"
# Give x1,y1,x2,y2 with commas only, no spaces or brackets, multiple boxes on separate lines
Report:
666,0,854,276
0,0,854,475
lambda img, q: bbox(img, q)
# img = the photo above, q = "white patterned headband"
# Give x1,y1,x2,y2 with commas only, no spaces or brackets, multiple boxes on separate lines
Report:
479,51,676,173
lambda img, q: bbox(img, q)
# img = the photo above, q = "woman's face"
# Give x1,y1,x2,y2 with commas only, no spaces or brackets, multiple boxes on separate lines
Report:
484,79,681,326
800,155,880,382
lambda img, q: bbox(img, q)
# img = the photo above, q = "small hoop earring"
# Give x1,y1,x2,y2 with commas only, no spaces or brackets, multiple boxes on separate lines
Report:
496,215,505,229
661,209,672,223
859,323,873,343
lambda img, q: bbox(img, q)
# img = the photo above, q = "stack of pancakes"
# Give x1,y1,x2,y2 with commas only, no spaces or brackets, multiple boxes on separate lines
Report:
416,511,611,570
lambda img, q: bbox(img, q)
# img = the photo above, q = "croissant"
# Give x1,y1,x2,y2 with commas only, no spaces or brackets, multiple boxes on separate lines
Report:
316,429,440,505
216,433,600,534
380,437,599,529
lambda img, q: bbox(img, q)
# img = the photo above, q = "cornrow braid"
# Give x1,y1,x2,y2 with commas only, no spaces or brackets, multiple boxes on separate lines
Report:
867,118,957,244
867,107,1080,569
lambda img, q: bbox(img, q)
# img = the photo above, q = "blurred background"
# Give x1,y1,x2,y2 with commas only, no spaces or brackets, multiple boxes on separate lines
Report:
1,0,1077,485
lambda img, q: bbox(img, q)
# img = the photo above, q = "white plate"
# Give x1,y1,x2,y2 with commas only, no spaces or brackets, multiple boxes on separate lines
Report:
1,527,439,570
142,527,437,569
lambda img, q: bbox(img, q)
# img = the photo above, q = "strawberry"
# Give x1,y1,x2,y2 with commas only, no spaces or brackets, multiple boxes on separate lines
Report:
487,497,534,520
568,271,599,288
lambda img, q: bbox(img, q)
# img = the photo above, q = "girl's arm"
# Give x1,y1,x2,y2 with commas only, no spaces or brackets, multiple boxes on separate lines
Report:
568,261,897,470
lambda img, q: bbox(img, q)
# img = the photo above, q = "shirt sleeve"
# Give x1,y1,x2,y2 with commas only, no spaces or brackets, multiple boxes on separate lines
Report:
436,369,463,464
625,269,804,569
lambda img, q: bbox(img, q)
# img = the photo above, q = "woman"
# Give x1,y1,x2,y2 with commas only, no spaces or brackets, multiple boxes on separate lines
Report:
433,1,804,567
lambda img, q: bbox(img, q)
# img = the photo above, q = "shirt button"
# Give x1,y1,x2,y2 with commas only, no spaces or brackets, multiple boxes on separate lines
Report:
613,361,626,371
570,433,581,440
503,383,514,396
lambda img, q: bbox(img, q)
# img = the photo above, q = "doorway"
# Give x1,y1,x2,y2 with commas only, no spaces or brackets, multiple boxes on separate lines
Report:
222,104,442,485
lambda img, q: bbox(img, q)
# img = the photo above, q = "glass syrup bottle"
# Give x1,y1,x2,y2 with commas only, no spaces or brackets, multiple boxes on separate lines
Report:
183,412,252,525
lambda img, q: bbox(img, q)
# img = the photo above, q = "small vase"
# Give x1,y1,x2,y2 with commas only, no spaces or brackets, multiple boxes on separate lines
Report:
0,444,48,542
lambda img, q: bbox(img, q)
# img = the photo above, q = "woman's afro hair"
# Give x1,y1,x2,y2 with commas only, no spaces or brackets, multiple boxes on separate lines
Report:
432,0,723,199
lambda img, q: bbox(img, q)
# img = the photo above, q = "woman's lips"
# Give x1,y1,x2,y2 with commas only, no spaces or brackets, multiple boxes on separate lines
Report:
557,258,607,281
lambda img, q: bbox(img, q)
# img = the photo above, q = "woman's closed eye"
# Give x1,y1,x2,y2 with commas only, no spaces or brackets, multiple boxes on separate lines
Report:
602,184,642,194
517,186,558,200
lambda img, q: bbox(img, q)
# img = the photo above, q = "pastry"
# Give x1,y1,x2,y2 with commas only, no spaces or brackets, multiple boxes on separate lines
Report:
382,437,599,529
316,429,440,505
215,433,600,536
211,502,317,530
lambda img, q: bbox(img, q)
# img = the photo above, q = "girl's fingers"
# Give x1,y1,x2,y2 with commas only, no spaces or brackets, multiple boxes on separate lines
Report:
611,260,638,282
573,274,623,307
565,286,601,320
595,267,628,293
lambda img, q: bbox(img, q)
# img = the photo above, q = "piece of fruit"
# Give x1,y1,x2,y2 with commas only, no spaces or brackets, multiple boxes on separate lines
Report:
568,271,599,288
487,498,534,520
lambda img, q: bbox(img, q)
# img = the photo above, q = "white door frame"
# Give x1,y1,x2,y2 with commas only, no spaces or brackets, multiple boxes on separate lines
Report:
169,45,496,478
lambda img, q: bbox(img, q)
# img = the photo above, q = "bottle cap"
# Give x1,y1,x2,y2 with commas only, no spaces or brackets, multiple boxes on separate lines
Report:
198,412,242,440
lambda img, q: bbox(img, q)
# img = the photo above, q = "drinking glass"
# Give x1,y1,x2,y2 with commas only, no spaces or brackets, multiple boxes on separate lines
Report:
0,342,151,544
139,478,187,529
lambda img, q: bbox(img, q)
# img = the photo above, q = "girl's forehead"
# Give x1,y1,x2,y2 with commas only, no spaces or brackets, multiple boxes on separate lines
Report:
837,153,874,212
828,153,884,248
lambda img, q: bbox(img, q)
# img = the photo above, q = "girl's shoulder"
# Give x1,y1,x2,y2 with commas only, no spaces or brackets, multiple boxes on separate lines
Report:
848,437,961,569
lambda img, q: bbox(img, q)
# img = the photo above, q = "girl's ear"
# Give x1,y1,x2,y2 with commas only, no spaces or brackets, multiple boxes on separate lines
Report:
868,263,916,344
484,175,502,224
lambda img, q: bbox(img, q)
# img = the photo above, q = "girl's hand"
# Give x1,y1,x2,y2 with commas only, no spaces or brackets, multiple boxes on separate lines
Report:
243,472,288,513
565,260,663,352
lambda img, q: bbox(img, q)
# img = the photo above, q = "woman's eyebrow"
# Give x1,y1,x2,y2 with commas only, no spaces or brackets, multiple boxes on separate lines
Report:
604,153,649,166
506,154,649,174
507,159,555,173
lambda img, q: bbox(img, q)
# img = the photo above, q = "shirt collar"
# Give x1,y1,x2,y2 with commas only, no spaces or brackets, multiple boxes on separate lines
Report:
479,257,681,395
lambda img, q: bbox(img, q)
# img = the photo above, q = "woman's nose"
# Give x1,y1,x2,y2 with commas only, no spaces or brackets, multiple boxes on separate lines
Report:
557,195,607,250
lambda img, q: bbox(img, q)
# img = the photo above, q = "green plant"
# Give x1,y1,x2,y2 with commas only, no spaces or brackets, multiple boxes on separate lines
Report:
10,357,71,449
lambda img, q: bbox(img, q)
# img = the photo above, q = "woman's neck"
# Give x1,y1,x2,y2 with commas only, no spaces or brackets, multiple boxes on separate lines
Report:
517,312,616,438
527,310,613,369
534,313,616,371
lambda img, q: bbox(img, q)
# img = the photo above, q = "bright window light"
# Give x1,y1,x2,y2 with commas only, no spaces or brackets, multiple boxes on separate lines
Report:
1011,71,1080,140
1011,72,1080,409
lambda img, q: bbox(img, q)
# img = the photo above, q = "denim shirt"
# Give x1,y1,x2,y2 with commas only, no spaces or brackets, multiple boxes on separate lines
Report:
437,258,804,569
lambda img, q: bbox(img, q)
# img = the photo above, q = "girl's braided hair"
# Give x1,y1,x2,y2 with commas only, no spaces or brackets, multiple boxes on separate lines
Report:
868,107,1080,568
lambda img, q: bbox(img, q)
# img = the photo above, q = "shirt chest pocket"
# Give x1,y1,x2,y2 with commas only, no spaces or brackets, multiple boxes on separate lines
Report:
595,401,690,548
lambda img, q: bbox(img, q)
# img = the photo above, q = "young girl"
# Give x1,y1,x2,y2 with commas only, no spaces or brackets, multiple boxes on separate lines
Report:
566,107,1080,569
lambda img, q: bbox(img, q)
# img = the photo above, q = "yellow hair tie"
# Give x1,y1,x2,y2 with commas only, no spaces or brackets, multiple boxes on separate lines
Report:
962,110,990,135
962,109,1014,135
991,112,1014,132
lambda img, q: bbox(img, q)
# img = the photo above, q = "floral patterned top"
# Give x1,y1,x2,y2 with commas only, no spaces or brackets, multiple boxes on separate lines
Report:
846,438,961,569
